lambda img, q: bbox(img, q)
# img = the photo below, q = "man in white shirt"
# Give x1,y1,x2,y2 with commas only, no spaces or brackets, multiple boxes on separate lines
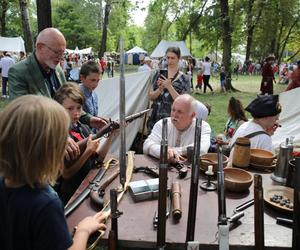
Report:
143,94,211,163
0,52,15,98
194,100,210,121
229,94,281,162
138,56,152,72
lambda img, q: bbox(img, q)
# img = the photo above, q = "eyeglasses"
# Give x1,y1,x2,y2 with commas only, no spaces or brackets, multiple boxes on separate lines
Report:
42,43,65,57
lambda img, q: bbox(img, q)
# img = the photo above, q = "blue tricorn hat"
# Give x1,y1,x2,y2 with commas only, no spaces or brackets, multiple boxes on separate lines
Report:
245,95,281,118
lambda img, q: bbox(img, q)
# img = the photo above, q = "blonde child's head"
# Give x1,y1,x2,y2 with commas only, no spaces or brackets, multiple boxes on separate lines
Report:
0,95,70,187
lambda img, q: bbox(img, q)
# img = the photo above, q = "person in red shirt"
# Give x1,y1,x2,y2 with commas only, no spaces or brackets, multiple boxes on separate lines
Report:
99,57,106,75
286,60,300,91
260,55,276,95
195,70,203,94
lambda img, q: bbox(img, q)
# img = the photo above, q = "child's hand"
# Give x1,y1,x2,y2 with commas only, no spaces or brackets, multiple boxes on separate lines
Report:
76,211,107,235
86,134,100,154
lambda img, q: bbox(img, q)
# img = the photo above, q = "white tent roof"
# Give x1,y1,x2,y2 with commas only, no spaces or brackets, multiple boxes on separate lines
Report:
0,36,25,53
65,47,92,54
272,87,300,150
150,40,191,58
126,46,147,54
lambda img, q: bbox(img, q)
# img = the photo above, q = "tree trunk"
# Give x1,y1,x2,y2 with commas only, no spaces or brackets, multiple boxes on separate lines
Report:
99,2,111,58
245,0,264,62
36,0,52,32
19,0,34,52
245,1,253,62
220,0,235,91
0,0,9,36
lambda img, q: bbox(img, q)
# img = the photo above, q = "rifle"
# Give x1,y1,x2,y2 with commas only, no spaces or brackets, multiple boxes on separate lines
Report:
254,174,264,250
217,145,229,250
293,157,300,249
64,158,117,216
90,168,120,209
186,118,202,243
108,188,122,250
157,118,168,250
119,37,126,190
66,109,150,165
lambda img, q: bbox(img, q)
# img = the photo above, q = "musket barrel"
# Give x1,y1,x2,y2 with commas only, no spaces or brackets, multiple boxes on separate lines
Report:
217,145,226,224
157,118,168,249
186,118,202,242
254,174,264,250
293,157,300,249
119,37,126,188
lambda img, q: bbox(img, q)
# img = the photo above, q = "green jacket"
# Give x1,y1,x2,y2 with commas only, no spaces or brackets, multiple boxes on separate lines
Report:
8,52,91,125
8,52,66,99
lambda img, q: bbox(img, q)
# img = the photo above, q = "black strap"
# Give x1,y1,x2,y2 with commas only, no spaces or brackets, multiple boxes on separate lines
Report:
231,130,269,148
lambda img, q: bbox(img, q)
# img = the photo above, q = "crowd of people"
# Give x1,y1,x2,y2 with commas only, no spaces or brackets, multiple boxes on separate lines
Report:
0,27,298,250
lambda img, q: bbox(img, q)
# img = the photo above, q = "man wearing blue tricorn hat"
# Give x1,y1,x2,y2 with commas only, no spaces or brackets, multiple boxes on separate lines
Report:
228,95,282,163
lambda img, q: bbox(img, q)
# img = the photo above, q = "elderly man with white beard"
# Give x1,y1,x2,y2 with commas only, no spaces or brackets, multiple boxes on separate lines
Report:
143,94,211,163
8,28,107,161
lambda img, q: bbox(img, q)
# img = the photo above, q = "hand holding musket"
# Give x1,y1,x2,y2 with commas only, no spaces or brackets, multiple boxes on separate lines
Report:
65,109,150,166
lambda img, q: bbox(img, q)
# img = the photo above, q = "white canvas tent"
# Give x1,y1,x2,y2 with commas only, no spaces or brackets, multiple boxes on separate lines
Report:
94,70,153,154
272,87,300,149
0,36,25,52
151,40,191,58
126,46,147,54
65,47,92,54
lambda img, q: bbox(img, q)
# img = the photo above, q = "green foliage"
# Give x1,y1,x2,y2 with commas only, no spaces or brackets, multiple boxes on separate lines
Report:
4,0,22,36
52,0,101,50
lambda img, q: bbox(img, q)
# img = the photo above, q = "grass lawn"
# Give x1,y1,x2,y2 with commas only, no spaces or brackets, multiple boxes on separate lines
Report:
0,73,287,135
191,74,286,134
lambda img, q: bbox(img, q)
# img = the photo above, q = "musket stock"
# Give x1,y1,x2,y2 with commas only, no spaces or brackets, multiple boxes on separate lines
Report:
186,118,202,242
254,174,264,250
90,169,120,209
157,118,168,249
65,109,150,166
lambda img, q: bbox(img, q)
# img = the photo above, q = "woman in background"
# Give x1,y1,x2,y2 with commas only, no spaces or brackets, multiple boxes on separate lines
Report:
147,46,191,132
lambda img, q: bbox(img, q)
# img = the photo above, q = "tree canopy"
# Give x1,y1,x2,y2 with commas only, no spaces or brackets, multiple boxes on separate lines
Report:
1,0,299,62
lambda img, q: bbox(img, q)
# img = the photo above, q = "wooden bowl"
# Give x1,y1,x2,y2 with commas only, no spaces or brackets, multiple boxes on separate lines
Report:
224,168,253,192
200,153,228,172
250,148,276,166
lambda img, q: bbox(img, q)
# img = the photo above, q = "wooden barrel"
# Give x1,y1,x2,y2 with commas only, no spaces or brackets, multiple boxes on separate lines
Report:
232,137,251,168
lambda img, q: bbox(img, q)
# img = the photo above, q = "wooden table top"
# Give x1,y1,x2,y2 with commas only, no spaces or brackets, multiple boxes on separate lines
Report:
66,154,292,249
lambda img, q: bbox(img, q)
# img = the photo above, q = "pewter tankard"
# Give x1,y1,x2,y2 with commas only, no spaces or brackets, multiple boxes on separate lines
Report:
271,138,293,184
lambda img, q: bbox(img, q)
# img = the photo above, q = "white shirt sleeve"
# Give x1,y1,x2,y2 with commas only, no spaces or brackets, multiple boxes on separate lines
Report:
143,120,163,158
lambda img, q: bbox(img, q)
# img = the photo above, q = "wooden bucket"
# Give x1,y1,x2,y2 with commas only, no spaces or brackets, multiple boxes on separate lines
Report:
232,137,251,168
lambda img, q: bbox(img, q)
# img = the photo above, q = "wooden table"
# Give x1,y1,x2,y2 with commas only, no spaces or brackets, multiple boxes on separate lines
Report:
66,154,292,249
